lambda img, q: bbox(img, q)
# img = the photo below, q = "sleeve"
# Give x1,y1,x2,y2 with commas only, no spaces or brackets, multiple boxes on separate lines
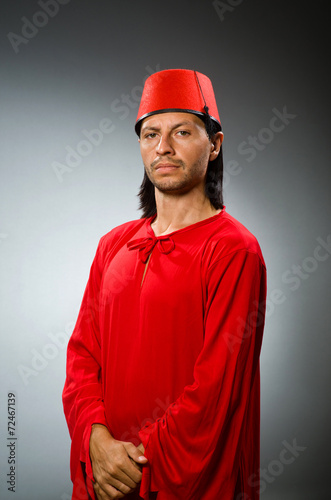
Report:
138,249,267,499
62,236,109,500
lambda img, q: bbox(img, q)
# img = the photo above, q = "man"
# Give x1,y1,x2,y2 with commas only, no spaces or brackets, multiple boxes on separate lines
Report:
63,69,267,500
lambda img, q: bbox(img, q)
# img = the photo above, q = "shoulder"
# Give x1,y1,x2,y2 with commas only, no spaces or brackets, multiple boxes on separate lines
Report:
100,218,145,243
206,210,266,269
97,218,147,256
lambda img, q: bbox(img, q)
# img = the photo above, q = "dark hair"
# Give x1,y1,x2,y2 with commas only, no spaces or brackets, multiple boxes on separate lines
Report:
137,116,224,219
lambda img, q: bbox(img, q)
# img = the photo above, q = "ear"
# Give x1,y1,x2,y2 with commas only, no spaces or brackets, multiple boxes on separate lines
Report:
209,131,224,161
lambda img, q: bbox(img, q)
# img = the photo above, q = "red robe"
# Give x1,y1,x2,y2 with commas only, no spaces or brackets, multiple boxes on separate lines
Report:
62,207,267,500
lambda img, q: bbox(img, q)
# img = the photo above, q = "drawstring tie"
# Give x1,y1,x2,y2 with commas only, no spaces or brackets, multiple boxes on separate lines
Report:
127,236,175,263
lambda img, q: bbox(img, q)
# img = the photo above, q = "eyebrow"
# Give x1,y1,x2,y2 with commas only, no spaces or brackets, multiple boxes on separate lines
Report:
141,121,195,133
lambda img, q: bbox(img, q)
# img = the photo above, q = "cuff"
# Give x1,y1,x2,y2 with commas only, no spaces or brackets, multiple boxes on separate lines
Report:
138,422,159,498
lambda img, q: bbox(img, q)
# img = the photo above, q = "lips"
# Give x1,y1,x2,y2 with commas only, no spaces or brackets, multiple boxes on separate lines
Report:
154,163,179,170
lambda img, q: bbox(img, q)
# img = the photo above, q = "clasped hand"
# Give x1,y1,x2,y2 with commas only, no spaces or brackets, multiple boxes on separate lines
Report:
90,424,148,499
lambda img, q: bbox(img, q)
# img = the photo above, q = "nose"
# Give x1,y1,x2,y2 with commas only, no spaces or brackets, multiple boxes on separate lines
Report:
156,133,174,156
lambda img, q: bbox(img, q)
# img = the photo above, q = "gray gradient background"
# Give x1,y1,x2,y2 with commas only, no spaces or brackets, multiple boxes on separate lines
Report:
0,1,330,499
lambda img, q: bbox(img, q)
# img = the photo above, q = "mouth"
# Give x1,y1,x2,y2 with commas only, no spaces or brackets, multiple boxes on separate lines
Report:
154,163,180,172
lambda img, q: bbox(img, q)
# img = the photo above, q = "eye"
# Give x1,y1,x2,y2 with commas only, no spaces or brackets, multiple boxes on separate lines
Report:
144,132,157,139
176,130,190,136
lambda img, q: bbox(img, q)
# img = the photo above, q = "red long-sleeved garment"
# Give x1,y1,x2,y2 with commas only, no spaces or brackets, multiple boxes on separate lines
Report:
62,207,267,500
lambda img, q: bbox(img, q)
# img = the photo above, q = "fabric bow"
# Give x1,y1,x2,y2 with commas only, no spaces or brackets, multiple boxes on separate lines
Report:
127,236,175,263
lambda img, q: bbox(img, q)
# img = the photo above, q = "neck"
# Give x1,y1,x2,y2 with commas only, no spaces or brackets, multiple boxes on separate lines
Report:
151,187,221,236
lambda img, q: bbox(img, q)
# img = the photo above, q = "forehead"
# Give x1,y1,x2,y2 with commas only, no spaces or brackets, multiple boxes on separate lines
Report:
140,112,205,131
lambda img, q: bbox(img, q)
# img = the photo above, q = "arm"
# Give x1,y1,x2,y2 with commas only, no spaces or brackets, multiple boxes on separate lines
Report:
62,236,147,499
62,236,108,498
138,249,267,499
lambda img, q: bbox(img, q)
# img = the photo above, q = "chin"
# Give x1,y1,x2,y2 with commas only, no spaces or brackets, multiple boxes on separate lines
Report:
155,182,195,195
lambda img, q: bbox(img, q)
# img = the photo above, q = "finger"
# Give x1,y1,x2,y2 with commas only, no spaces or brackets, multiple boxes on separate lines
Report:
94,480,126,499
129,456,142,472
94,458,141,490
113,459,142,487
96,464,139,493
103,475,134,496
120,461,143,485
107,454,142,485
125,442,148,465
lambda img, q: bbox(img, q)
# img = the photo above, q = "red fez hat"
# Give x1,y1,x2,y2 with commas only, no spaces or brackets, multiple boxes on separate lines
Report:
135,69,221,135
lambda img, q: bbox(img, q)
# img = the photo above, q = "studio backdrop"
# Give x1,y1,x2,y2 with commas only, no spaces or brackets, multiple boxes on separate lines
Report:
0,1,329,499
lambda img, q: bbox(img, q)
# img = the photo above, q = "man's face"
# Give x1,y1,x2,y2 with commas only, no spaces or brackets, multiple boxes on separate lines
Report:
139,112,222,195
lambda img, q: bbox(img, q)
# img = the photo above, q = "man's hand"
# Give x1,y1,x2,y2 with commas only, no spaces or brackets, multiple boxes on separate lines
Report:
90,424,148,499
137,443,145,455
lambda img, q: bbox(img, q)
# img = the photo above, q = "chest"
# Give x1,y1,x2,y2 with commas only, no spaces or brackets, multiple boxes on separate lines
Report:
102,238,206,307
